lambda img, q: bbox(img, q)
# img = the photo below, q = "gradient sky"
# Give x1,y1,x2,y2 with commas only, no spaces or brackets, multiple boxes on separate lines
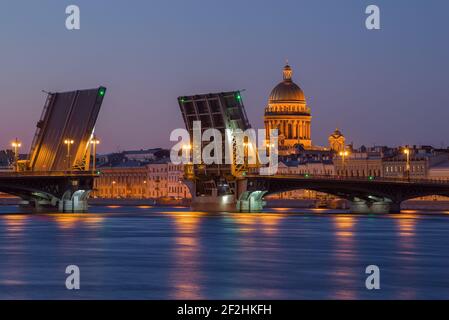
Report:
1,0,448,153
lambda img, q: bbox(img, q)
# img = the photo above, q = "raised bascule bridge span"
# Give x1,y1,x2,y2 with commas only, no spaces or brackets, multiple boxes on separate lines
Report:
178,90,449,214
0,87,106,212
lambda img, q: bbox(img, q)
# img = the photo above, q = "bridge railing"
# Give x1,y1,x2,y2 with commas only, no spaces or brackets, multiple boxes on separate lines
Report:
247,174,449,185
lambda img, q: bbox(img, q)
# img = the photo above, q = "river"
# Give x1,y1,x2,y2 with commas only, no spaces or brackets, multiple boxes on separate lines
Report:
1,205,449,299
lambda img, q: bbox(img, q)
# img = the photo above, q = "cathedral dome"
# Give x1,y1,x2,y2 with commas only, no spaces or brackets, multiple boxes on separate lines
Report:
269,64,305,103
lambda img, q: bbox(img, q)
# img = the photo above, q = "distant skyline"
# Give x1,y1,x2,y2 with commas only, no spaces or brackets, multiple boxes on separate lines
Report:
0,0,448,153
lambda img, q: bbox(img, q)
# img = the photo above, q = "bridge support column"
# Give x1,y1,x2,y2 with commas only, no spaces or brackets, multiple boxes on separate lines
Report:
350,199,401,214
191,194,237,212
58,190,91,213
236,190,267,213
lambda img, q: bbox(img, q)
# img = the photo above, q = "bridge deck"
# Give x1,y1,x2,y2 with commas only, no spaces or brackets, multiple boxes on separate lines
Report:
247,174,449,186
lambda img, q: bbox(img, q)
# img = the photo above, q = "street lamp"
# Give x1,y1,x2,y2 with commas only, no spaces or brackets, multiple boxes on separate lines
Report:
339,150,349,177
112,180,116,199
90,136,100,172
403,147,411,181
143,180,147,199
11,138,22,172
64,139,74,171
178,179,183,200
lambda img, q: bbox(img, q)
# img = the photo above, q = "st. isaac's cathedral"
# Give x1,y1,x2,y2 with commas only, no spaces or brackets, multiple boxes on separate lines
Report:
264,63,345,155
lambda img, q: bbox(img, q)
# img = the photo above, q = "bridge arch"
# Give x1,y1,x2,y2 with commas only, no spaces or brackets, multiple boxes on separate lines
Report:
244,176,449,213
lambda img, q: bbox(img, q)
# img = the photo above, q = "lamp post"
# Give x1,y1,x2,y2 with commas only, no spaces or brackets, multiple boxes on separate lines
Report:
178,179,183,200
404,147,411,181
11,138,22,172
112,180,116,199
143,180,147,199
64,139,74,172
339,150,349,177
90,136,100,172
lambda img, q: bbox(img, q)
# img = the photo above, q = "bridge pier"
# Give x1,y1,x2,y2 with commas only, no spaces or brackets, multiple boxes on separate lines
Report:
187,179,267,213
58,190,91,213
191,194,238,212
236,190,267,213
350,199,401,214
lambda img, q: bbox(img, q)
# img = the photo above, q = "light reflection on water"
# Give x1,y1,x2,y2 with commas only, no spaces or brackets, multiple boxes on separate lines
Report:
1,206,449,299
333,215,358,300
170,212,204,299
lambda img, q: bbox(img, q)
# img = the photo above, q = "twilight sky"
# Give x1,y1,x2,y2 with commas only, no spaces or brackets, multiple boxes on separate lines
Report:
0,0,448,153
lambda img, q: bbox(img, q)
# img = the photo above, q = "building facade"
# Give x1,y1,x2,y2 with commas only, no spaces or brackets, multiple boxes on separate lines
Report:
334,153,383,177
93,160,191,199
264,63,312,155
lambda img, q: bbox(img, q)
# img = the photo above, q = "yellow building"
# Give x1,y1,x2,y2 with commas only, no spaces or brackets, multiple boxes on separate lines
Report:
328,128,345,153
264,63,312,154
92,162,191,199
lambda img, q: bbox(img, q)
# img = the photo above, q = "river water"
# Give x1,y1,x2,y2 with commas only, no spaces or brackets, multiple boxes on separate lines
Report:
1,205,449,299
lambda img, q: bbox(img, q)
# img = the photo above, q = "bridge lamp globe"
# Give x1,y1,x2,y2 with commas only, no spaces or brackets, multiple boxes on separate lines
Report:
11,139,22,172
11,141,22,148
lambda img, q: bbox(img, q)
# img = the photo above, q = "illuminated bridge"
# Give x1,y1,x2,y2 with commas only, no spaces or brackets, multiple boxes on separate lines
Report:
240,175,449,213
0,87,106,212
178,90,449,214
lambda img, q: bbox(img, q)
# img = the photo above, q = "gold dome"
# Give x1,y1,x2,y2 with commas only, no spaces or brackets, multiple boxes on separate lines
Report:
269,64,305,103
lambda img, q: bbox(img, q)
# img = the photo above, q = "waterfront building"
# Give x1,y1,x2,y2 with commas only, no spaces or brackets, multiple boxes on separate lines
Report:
428,161,449,181
264,63,312,155
93,162,148,199
382,146,449,179
334,149,384,177
93,158,191,200
147,160,190,199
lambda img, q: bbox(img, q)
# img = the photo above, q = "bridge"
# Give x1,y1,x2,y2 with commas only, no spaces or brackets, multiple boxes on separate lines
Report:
178,90,449,214
0,87,106,212
240,175,449,213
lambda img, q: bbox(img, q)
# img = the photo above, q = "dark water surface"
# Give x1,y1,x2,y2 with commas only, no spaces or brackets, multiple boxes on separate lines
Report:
1,205,449,299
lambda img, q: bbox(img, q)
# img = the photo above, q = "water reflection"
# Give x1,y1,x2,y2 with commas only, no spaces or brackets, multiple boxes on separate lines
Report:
393,213,418,299
230,213,284,235
334,216,355,239
229,213,285,299
137,205,153,209
1,206,448,299
394,214,417,238
0,214,28,296
48,214,105,230
169,212,204,299
1,214,28,232
332,215,357,299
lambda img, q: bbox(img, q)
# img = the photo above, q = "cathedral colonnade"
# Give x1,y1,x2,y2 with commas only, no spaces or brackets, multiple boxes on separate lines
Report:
265,119,311,140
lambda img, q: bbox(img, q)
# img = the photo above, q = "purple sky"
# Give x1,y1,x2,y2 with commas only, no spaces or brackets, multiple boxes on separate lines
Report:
1,0,448,153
